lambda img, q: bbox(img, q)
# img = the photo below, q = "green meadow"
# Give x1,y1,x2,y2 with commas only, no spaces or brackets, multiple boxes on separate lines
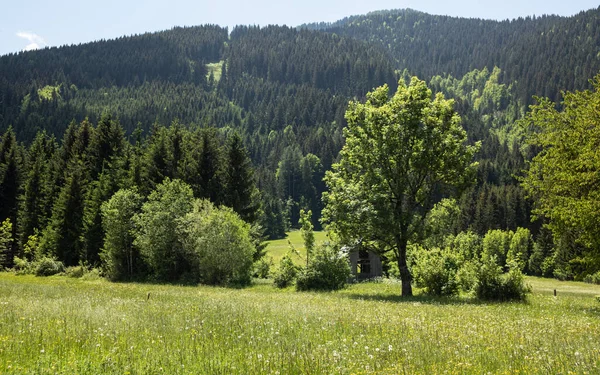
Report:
1,272,600,374
264,230,329,265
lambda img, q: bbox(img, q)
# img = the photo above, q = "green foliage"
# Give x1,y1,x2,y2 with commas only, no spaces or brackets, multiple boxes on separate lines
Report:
412,246,460,297
521,75,600,274
223,132,260,223
507,227,532,272
296,244,350,292
299,209,315,265
324,77,478,296
65,265,86,278
424,198,461,249
583,272,600,285
134,178,194,281
100,189,143,281
252,256,273,279
482,229,513,268
35,257,66,277
450,231,482,263
39,165,87,267
273,254,298,288
304,9,600,105
474,257,530,301
178,200,255,286
0,218,13,268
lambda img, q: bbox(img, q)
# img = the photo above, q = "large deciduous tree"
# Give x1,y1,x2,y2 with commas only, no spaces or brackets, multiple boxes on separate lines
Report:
521,75,600,273
323,77,478,296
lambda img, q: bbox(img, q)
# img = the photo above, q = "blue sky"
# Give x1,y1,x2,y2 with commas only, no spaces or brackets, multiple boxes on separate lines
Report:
1,0,598,56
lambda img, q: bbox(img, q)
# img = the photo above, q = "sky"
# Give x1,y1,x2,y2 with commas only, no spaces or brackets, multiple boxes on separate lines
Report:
1,0,598,56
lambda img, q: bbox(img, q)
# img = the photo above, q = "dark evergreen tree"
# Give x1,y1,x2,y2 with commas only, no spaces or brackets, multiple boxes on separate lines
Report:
223,132,259,223
40,164,87,266
0,127,23,266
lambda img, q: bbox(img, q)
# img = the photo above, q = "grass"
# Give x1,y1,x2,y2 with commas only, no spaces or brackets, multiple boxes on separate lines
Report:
205,61,224,82
1,273,600,374
264,230,329,265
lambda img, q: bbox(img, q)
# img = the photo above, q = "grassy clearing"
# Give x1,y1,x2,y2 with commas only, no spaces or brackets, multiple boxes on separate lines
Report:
1,273,600,374
205,61,224,82
265,230,329,265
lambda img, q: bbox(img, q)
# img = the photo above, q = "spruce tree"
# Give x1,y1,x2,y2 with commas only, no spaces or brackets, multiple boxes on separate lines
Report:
223,132,259,223
0,127,23,266
19,131,53,248
40,163,87,266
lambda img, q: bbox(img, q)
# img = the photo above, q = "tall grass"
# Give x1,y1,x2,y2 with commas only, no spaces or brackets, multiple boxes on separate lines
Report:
1,273,599,374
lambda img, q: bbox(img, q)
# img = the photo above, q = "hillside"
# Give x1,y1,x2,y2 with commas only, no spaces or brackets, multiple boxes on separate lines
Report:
0,7,599,269
302,7,600,104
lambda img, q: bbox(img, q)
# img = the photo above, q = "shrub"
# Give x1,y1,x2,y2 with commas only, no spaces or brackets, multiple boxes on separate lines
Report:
273,255,298,288
451,231,483,263
13,256,34,275
81,268,102,281
507,227,532,272
482,229,513,269
296,244,350,291
65,266,86,278
583,272,600,285
457,260,479,292
178,200,255,286
412,247,460,297
35,257,65,277
474,257,530,301
134,179,194,281
253,256,273,279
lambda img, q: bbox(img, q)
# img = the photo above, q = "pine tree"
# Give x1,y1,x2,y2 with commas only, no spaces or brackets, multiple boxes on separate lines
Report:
198,128,223,203
0,127,23,266
40,164,87,266
223,132,259,223
19,131,53,248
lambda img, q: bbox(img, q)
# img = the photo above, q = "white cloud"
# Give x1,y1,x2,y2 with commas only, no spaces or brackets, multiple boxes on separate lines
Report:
16,31,47,51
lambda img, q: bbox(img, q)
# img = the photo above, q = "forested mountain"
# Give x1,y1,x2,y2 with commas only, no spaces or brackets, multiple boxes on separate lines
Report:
0,8,599,280
302,7,600,104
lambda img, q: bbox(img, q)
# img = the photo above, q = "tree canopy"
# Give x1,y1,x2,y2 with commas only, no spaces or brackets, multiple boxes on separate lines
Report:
521,75,600,273
323,77,478,296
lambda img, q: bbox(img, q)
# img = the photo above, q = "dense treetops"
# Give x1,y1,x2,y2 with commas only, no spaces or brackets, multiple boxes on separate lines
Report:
302,7,600,104
1,8,600,282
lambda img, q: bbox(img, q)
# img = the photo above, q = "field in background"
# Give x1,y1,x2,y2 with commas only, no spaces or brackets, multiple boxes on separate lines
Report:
264,230,329,265
1,273,600,374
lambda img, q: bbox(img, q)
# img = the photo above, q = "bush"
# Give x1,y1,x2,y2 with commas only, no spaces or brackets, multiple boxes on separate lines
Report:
457,260,478,292
13,256,34,275
253,256,273,279
507,228,532,272
412,247,460,297
296,244,350,291
451,231,482,263
134,179,194,281
583,272,600,285
273,255,298,288
81,268,102,281
474,257,530,301
65,266,86,278
178,200,255,286
35,257,65,277
482,229,513,269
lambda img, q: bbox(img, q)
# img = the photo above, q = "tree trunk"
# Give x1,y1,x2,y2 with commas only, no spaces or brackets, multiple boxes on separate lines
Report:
396,237,413,297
